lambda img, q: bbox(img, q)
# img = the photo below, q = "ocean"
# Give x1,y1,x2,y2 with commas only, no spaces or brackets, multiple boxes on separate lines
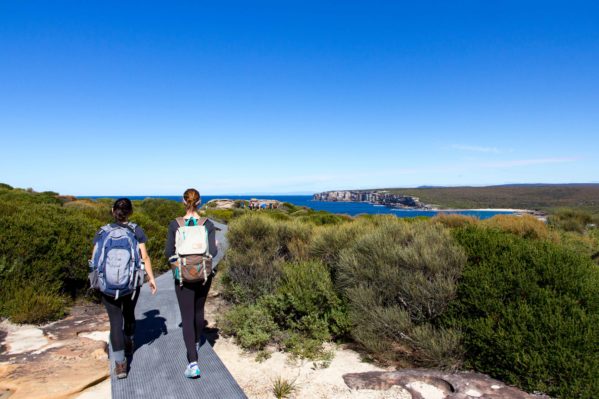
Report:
87,195,514,219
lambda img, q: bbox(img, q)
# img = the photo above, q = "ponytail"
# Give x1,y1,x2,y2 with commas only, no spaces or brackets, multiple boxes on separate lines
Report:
183,188,201,212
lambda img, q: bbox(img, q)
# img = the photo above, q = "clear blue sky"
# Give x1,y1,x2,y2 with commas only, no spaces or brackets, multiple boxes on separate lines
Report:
1,1,598,195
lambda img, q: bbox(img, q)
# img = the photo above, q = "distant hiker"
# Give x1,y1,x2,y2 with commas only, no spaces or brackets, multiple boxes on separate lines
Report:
166,188,218,379
89,198,157,379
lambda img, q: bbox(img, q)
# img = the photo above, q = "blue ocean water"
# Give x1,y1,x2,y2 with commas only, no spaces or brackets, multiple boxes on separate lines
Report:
87,195,514,219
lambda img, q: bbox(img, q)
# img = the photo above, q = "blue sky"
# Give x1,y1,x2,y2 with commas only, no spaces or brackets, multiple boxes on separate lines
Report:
1,1,598,195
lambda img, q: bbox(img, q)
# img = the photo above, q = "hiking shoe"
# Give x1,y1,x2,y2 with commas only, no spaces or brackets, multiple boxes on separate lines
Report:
125,336,134,356
115,360,128,379
184,362,201,379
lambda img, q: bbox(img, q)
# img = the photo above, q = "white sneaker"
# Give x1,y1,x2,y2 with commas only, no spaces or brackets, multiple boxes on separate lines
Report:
184,362,200,378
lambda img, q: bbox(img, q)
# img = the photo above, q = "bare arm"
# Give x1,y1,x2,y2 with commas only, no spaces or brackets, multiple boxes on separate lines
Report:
138,243,157,294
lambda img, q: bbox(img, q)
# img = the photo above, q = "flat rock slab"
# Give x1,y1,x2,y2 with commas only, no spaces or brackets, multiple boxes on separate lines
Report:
343,370,551,399
0,306,110,399
111,220,247,399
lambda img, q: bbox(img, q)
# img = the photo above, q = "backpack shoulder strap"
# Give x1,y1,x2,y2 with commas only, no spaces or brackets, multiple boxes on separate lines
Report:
176,217,186,227
125,222,138,236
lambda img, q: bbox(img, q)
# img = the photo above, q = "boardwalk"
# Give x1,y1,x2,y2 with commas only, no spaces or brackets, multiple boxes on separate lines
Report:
111,220,247,399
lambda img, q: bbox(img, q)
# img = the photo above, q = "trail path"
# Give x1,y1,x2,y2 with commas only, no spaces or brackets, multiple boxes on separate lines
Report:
111,220,247,399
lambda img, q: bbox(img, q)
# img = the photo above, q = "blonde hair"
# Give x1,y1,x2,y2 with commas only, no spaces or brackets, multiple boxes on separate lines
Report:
183,188,201,212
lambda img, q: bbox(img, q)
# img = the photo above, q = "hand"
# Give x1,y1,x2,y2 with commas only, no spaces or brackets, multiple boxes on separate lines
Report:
149,278,157,295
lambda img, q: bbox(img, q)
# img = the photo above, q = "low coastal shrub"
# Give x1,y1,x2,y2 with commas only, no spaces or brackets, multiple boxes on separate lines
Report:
0,276,67,324
219,303,279,350
432,213,477,228
129,211,170,273
136,198,185,226
0,204,100,295
222,261,347,360
337,219,466,368
204,208,237,223
482,214,552,240
0,187,62,206
308,219,374,282
223,214,312,303
268,261,349,341
548,207,594,233
445,226,599,399
297,211,351,226
0,188,183,323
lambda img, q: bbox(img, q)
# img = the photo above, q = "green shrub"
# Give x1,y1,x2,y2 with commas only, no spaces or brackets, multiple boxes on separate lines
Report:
432,213,478,228
224,215,284,302
0,188,62,205
220,303,279,350
0,183,13,190
137,198,185,226
337,219,466,368
204,209,236,223
0,258,67,323
1,279,67,324
296,211,350,226
308,218,373,277
445,226,599,398
64,199,112,224
548,208,594,233
482,214,552,240
0,204,100,295
263,211,292,221
268,261,349,340
223,215,312,303
130,211,169,272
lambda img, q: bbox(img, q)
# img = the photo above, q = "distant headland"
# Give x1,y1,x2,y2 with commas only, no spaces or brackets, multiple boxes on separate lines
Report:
313,190,430,210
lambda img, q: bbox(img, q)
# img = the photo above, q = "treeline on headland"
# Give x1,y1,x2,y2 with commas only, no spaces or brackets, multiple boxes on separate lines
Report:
381,183,599,213
218,212,599,398
1,183,599,398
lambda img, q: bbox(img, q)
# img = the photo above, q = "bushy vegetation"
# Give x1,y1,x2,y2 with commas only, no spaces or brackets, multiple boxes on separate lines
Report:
337,220,466,368
482,214,554,240
432,213,477,228
3,182,599,396
220,211,599,397
221,214,466,366
548,207,596,233
444,226,599,398
0,186,182,323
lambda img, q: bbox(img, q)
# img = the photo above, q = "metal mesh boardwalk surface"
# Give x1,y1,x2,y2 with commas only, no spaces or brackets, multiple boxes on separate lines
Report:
110,221,247,399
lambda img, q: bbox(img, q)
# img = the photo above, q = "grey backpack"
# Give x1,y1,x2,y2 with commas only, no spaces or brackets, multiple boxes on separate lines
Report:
89,223,144,299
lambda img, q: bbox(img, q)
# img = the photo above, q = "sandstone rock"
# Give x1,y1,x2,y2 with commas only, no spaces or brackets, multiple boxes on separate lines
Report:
343,370,551,399
0,304,110,399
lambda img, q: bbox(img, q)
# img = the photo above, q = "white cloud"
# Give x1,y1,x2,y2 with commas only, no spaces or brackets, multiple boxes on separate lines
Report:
451,144,502,153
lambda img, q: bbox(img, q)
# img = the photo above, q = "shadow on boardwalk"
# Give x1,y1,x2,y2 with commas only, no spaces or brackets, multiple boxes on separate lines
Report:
135,309,168,348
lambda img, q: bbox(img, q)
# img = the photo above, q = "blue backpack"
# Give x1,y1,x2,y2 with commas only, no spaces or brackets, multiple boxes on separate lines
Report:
89,223,144,299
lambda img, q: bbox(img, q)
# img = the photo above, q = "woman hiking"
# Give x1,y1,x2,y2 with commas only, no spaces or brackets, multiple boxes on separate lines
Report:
165,188,218,378
90,198,157,379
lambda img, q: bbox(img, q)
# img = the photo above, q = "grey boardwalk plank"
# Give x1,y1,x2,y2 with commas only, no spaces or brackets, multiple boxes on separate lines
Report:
110,221,247,399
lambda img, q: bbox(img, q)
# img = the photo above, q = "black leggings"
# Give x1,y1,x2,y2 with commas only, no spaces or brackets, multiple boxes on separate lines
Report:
102,288,140,352
174,276,213,362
